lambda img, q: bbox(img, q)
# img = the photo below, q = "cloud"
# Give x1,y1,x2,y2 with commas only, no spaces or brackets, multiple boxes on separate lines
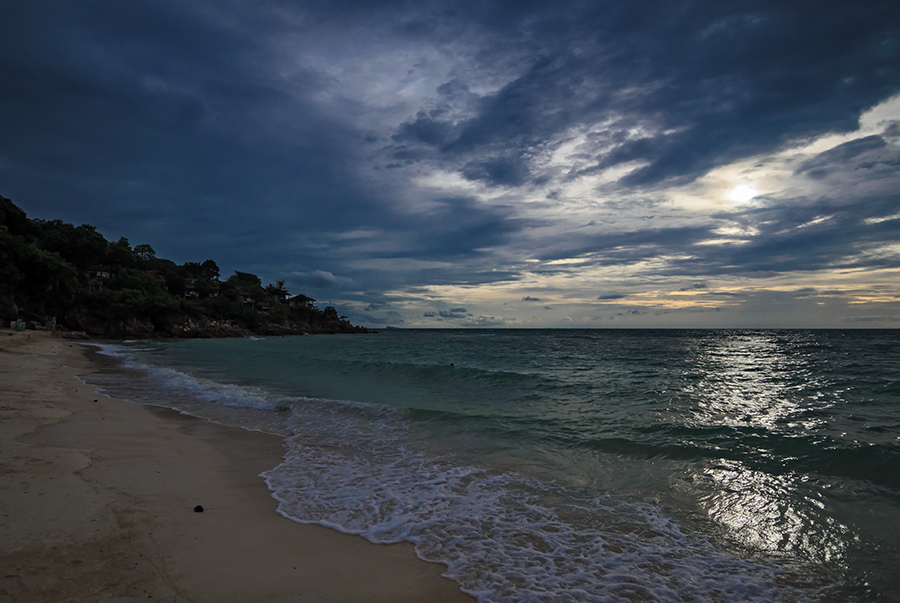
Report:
462,156,531,187
288,270,355,289
685,194,900,276
522,296,542,302
614,310,645,317
381,1,900,191
794,135,891,180
392,110,453,146
423,307,468,319
2,1,899,328
461,315,517,327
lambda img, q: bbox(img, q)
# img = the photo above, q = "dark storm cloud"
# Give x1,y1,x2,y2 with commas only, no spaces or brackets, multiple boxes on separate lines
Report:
387,1,900,188
462,157,531,187
395,196,531,260
884,122,900,141
1,0,550,290
2,0,900,324
392,111,454,147
532,225,713,268
0,1,383,246
288,270,355,289
794,135,893,179
423,307,468,319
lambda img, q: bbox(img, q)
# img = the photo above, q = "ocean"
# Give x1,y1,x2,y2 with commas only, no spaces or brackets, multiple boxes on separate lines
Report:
83,329,900,602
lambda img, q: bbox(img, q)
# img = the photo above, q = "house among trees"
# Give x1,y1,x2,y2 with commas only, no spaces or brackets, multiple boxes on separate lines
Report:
144,270,167,286
237,288,254,306
88,267,111,292
285,293,315,307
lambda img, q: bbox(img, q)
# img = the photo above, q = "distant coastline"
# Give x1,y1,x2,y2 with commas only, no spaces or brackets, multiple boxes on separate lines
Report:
1,195,369,339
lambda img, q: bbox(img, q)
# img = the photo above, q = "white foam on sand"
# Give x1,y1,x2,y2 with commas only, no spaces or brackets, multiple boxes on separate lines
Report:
264,398,834,603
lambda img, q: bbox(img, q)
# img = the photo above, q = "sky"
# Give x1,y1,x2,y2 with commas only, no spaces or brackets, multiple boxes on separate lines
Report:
2,1,900,328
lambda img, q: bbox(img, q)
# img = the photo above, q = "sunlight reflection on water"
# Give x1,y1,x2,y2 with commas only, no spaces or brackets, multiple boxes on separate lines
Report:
696,460,851,565
679,333,853,568
682,333,828,431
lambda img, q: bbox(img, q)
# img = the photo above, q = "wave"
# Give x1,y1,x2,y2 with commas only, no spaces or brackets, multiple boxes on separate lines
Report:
93,343,276,409
317,355,555,391
86,335,893,601
264,406,841,603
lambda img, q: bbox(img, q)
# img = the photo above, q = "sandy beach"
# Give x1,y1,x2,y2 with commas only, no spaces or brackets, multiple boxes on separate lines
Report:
0,331,472,602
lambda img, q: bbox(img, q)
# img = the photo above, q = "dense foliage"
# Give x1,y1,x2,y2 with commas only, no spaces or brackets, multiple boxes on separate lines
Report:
0,195,362,337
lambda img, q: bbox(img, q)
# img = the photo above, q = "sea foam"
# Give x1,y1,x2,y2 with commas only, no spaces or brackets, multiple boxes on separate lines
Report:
264,393,831,602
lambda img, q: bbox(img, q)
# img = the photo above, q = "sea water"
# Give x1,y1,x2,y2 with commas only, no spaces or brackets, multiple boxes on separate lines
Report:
83,329,900,602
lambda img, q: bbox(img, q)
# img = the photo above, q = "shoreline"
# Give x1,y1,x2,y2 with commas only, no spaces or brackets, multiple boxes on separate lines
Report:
0,331,472,602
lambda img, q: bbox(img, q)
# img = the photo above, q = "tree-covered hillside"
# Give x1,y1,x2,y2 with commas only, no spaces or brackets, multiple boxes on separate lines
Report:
0,195,367,337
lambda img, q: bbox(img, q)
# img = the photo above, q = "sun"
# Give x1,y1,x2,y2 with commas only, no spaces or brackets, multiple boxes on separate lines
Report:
726,184,759,203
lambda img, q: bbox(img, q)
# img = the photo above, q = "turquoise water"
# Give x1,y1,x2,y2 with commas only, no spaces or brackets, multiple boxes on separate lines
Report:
88,329,900,602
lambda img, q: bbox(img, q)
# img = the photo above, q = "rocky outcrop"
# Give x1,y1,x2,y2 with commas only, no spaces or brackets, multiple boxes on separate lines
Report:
169,318,252,338
256,319,369,336
64,314,156,338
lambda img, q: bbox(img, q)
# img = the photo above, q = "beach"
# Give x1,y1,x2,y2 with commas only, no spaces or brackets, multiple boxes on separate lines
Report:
0,331,472,603
4,329,898,602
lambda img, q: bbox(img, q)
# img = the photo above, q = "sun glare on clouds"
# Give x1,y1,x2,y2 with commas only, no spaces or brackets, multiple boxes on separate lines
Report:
726,183,759,203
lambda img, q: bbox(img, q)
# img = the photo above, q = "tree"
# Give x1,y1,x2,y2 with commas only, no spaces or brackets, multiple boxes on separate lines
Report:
265,279,289,301
165,272,185,297
0,195,32,237
134,244,156,261
182,261,204,278
106,237,136,267
18,246,78,316
201,259,220,281
228,271,262,290
107,268,157,295
0,225,27,309
34,220,108,269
